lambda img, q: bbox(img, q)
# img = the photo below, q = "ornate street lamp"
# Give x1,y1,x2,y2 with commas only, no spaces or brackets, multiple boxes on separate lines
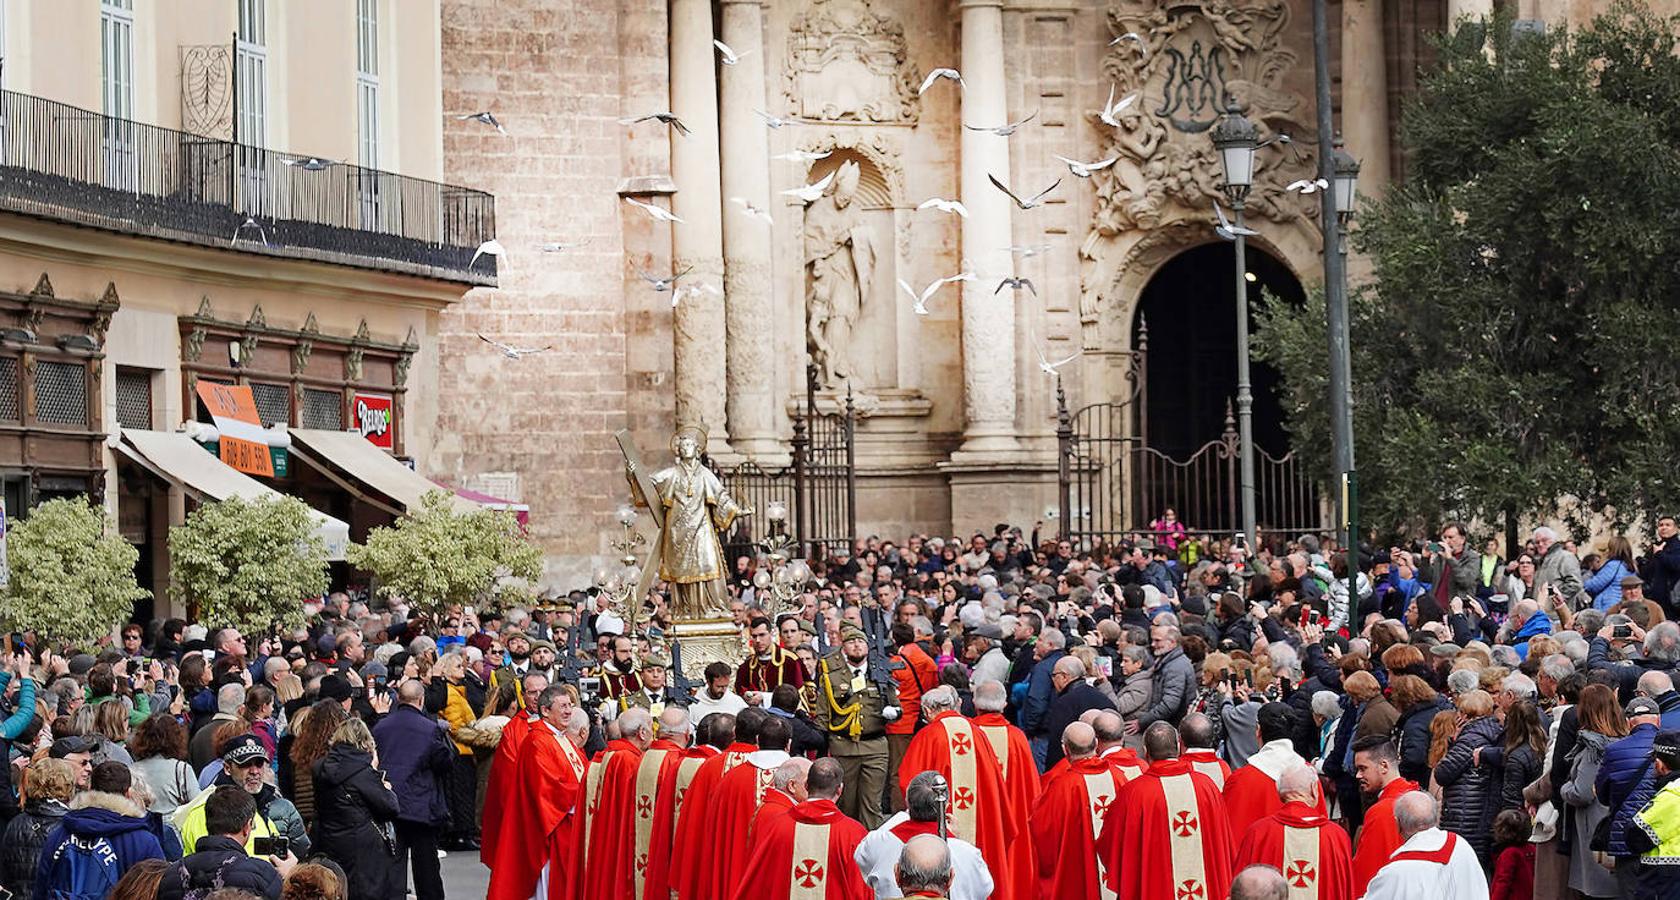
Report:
1210,103,1260,552
752,500,811,616
1329,136,1361,603
1332,137,1361,221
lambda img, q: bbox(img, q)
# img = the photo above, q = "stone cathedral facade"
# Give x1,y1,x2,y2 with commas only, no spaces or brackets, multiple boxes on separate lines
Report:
431,0,1671,586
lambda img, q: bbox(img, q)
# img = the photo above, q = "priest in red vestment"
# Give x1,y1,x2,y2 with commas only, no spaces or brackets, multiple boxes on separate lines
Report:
730,758,872,900
481,672,549,867
703,715,795,900
577,707,653,900
1348,736,1419,897
1180,713,1232,789
750,757,811,844
487,686,586,900
1092,709,1149,781
1234,764,1354,900
1223,704,1327,837
1096,721,1236,900
632,707,695,900
973,681,1039,900
894,686,1017,900
1032,722,1126,900
673,709,763,900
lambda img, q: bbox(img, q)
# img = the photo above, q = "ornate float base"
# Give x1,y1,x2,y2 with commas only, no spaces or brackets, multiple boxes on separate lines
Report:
670,618,746,684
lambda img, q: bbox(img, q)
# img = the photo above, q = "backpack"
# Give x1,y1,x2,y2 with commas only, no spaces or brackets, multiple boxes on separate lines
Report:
45,835,122,900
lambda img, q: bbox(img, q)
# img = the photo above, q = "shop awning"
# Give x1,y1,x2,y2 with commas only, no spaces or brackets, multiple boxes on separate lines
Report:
286,429,482,515
115,429,351,560
442,482,530,527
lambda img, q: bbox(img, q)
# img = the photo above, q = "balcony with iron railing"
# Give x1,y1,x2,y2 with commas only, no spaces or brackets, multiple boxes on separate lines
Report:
0,88,497,286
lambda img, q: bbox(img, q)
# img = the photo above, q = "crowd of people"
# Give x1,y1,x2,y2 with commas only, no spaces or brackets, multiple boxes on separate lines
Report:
7,510,1680,899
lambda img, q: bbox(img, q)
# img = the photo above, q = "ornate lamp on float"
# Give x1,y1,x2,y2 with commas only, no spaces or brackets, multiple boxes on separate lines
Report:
593,503,647,634
751,500,811,616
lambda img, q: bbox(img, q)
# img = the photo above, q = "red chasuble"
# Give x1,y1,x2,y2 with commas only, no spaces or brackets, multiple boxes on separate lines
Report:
1234,802,1355,900
648,746,715,900
628,739,688,900
1350,777,1419,897
1223,766,1328,839
974,712,1042,900
577,739,647,900
752,787,798,844
672,742,754,900
1102,746,1149,782
704,753,787,900
488,721,586,900
895,711,1017,900
729,798,872,900
1181,749,1231,790
1032,756,1124,900
1096,757,1235,900
481,712,535,866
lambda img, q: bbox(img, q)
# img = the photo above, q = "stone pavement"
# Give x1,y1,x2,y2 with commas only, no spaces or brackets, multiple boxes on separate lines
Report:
439,849,491,897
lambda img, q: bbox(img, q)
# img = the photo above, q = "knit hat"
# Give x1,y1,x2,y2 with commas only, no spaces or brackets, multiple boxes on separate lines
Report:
318,674,354,703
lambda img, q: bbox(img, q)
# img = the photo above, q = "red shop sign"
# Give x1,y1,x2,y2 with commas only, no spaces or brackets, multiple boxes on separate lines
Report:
353,393,395,450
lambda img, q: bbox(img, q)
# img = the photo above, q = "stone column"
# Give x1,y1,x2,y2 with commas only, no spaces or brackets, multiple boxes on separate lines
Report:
669,0,731,451
1341,0,1391,196
717,0,780,460
955,0,1020,456
1447,0,1494,25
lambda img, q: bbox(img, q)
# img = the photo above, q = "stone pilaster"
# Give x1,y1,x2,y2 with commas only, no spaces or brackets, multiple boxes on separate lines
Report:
954,0,1020,457
1341,0,1391,197
669,0,731,452
718,0,781,461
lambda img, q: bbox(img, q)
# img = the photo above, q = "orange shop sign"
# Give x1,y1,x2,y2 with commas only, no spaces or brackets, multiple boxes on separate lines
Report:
194,382,275,477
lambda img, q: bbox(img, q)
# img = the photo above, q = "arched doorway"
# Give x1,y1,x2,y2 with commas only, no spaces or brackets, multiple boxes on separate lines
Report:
1128,241,1309,535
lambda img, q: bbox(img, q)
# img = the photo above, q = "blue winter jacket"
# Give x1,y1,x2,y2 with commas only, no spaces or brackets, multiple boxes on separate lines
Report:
33,791,167,900
1598,722,1659,858
1512,611,1555,661
1587,559,1635,611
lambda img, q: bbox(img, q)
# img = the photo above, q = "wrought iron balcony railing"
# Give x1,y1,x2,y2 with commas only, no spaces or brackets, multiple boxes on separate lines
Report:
0,88,496,285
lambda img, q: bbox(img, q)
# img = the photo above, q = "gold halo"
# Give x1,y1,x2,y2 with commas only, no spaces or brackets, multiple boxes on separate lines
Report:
670,423,708,456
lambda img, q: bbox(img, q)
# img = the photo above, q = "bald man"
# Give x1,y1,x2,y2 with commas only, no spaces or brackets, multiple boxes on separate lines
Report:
896,834,955,898
732,758,871,900
1096,721,1235,900
1180,713,1232,789
637,706,696,900
1233,764,1353,900
1091,709,1148,782
1229,865,1289,900
1361,792,1487,900
972,679,1040,900
1031,722,1125,899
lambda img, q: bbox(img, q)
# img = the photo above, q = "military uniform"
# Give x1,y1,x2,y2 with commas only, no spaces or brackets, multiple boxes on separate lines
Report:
811,645,900,829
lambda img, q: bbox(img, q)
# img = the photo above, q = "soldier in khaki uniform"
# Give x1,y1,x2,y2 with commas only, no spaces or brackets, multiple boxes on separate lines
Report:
618,653,689,716
811,623,901,828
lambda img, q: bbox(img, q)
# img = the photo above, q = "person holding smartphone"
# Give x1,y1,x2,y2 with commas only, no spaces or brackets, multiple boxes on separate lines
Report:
157,785,294,900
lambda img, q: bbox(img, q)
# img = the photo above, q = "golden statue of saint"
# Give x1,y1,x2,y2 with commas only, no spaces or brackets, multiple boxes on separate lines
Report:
626,425,750,620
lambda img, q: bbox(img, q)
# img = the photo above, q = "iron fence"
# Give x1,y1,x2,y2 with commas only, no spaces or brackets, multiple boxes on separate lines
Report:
0,89,495,283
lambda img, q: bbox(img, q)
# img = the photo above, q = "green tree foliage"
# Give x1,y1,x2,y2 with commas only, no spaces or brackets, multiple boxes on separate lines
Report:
0,498,149,648
1254,6,1680,535
347,490,542,619
169,495,328,633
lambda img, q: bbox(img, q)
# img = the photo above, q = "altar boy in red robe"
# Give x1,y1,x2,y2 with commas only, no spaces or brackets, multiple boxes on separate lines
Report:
730,758,871,900
1097,721,1235,900
1234,763,1354,900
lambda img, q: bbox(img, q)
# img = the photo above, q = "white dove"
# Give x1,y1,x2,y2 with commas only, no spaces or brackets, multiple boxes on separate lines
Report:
754,109,798,129
619,112,691,136
672,282,721,308
781,170,836,203
731,197,774,225
1054,154,1120,178
537,238,590,253
1109,31,1149,57
989,174,1062,210
477,334,554,359
633,264,693,293
1099,85,1140,128
454,112,506,135
773,150,832,163
1033,342,1080,377
713,39,753,66
623,197,685,224
281,156,335,171
918,68,964,95
917,198,969,217
1287,178,1331,194
897,272,975,316
1212,200,1258,241
478,334,552,359
470,239,506,267
964,109,1039,137
230,216,268,247
994,276,1037,296
1004,243,1052,258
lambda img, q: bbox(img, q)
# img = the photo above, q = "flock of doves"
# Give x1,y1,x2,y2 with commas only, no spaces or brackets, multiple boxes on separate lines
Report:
226,32,1329,367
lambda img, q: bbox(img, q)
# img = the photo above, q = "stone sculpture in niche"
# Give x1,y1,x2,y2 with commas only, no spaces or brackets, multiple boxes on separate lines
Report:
802,161,876,389
783,0,921,124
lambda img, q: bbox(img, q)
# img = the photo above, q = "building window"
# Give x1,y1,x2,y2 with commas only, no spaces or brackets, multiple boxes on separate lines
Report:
236,0,268,214
35,361,89,426
250,381,291,427
355,0,380,226
302,388,344,430
0,357,18,422
100,0,136,190
114,367,154,430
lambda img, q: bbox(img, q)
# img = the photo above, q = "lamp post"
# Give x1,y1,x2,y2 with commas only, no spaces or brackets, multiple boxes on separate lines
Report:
752,500,811,616
1211,103,1260,552
1330,137,1361,604
595,504,647,635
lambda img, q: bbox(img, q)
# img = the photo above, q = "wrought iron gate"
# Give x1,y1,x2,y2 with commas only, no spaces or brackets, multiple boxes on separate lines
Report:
711,365,856,562
1057,330,1325,547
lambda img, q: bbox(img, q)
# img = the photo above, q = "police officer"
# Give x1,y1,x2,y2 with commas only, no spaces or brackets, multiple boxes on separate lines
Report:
811,623,901,829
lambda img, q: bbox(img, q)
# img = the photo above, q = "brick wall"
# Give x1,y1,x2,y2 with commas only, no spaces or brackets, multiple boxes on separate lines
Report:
436,0,671,589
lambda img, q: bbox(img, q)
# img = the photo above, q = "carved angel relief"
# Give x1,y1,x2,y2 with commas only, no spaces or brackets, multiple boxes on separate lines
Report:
783,0,921,125
1088,0,1319,238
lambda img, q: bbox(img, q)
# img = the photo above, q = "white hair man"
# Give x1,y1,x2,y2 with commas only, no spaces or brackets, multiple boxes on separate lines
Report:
1532,526,1585,610
853,770,993,900
1362,791,1488,900
894,685,1013,885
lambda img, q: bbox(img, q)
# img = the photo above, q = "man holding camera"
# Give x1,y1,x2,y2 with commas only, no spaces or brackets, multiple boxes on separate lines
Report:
158,786,294,900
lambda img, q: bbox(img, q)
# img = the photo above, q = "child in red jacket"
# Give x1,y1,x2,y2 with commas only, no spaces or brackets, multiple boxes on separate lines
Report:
1491,809,1536,900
